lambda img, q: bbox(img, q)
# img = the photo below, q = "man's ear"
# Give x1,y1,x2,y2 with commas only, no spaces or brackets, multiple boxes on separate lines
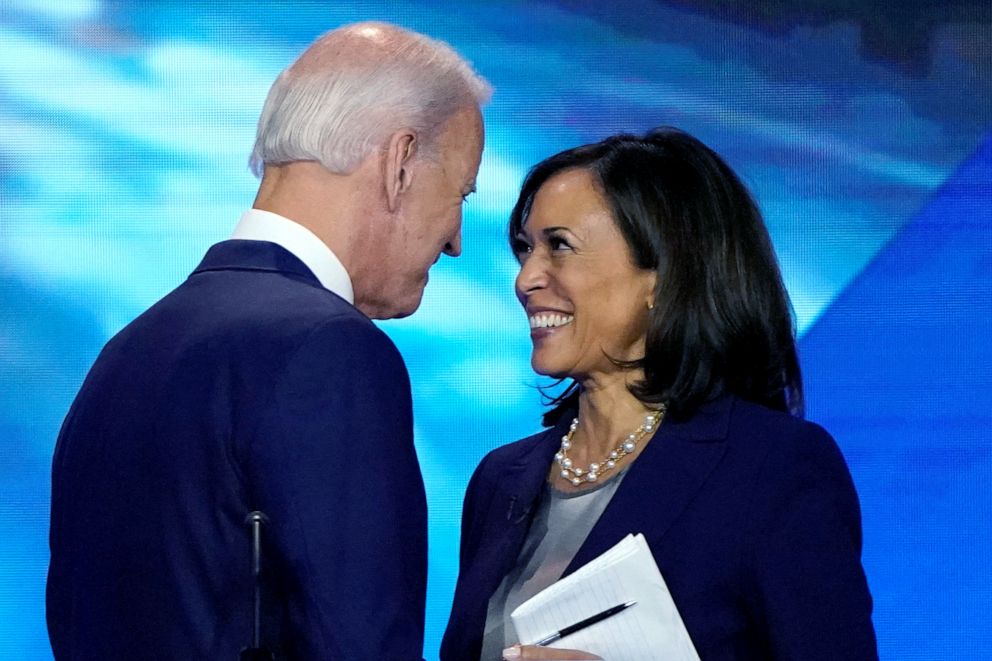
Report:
383,128,418,212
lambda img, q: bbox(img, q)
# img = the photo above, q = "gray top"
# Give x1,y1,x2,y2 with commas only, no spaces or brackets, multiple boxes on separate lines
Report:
479,470,628,660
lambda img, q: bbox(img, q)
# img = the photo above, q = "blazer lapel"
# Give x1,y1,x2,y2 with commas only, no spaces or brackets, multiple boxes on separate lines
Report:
445,424,564,660
474,425,563,596
563,395,735,575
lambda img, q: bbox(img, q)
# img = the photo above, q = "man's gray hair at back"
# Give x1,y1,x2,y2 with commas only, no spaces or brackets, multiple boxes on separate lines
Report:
249,22,491,177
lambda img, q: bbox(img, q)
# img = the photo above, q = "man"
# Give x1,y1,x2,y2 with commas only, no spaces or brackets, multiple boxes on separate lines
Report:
46,22,488,660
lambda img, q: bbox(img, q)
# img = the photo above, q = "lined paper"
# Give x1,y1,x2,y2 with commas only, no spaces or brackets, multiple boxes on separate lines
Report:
510,534,700,660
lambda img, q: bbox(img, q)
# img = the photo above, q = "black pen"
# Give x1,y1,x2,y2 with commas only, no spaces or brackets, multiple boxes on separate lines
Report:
533,600,637,646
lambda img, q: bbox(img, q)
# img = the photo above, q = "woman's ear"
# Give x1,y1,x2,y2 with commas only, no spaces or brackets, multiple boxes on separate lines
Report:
644,271,658,310
383,128,418,212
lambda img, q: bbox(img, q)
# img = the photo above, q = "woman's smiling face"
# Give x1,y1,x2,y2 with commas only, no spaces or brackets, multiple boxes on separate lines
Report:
513,167,656,381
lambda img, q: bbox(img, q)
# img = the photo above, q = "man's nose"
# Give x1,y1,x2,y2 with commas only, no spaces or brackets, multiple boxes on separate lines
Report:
442,229,462,257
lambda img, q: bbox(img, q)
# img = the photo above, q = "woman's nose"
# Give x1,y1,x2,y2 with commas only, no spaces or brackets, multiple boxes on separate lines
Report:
515,255,548,304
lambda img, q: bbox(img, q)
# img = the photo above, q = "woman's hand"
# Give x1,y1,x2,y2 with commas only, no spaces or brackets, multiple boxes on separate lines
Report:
502,643,603,659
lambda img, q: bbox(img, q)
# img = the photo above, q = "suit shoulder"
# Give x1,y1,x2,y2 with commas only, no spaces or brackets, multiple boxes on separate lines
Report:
276,311,407,386
727,398,853,496
300,304,391,343
729,397,835,451
245,282,375,336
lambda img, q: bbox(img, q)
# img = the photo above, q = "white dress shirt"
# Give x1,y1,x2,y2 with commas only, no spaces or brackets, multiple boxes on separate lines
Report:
231,208,354,304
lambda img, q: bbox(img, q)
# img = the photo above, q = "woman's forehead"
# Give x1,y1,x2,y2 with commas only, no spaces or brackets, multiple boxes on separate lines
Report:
524,175,612,231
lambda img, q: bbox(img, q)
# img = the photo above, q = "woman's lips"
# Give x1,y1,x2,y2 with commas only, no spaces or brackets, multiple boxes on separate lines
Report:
528,311,574,338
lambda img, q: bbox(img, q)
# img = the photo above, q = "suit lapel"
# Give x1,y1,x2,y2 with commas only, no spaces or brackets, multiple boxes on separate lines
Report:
473,425,563,597
563,395,735,575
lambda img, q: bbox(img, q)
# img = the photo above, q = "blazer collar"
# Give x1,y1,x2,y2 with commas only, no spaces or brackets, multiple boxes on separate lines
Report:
191,239,323,288
502,394,734,494
489,394,736,579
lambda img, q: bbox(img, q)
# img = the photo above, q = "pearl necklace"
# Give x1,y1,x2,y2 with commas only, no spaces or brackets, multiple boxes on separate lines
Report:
555,405,667,486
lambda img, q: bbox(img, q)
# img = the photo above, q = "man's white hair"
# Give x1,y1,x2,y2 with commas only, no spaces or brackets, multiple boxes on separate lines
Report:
250,22,491,177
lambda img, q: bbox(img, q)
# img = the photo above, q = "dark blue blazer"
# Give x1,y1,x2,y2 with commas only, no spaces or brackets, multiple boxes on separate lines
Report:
441,395,877,661
47,240,427,660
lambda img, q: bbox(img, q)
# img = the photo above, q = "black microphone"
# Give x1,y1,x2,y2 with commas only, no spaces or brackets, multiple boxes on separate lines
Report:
240,511,275,661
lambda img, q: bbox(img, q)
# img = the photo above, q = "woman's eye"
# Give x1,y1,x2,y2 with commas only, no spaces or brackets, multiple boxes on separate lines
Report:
510,238,532,257
549,235,572,251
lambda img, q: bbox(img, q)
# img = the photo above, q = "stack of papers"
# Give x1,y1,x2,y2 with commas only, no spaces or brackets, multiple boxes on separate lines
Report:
510,534,700,660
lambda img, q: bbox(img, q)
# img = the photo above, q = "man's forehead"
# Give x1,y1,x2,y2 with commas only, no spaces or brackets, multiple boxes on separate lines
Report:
444,111,483,164
442,107,483,144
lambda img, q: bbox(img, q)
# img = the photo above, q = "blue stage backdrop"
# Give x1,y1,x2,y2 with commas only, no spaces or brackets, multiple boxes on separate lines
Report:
1,1,989,658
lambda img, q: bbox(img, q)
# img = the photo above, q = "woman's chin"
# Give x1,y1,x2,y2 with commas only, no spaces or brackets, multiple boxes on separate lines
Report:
530,356,571,379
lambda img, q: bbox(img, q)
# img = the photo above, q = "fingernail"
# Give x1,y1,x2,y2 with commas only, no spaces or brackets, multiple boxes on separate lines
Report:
502,644,522,659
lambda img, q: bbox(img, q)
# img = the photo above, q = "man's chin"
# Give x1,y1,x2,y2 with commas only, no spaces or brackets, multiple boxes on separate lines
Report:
380,289,427,320
361,277,429,320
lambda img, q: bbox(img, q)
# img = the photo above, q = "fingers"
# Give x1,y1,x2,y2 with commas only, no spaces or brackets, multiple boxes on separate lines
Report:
502,643,604,660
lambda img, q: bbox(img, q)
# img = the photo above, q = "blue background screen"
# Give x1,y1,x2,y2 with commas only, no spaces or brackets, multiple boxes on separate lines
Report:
1,1,989,658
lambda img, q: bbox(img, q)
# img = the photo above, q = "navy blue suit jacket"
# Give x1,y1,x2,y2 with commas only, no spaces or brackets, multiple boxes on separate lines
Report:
441,395,877,660
47,240,427,660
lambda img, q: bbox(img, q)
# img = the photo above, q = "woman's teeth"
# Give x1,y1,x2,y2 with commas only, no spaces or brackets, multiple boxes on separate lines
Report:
529,313,574,329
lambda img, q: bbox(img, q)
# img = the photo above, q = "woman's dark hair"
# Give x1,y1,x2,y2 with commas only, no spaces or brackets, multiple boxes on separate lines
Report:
509,127,803,424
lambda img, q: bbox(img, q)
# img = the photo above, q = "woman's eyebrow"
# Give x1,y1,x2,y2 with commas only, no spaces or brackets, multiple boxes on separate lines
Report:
543,226,583,242
516,225,580,242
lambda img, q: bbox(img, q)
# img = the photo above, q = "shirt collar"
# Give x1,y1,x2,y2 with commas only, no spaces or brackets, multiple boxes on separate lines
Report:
231,209,354,304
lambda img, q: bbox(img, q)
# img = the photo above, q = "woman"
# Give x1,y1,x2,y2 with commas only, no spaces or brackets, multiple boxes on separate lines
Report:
441,128,877,661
